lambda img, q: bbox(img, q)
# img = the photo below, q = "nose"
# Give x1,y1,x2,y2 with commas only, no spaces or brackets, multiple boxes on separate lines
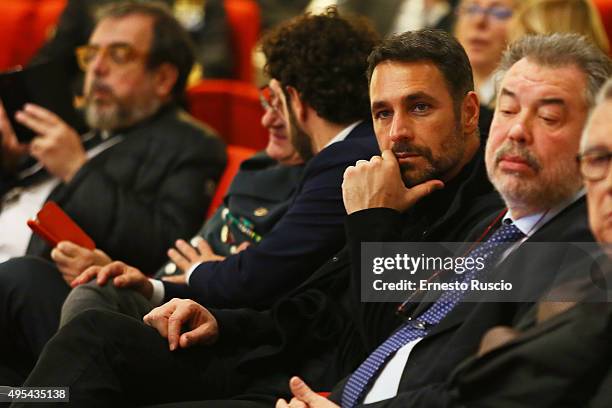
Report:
506,115,533,145
387,112,414,146
261,106,281,130
473,10,489,28
89,49,110,77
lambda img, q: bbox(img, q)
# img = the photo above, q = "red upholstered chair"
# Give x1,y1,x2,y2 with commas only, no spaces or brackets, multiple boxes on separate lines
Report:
187,79,268,150
593,0,612,54
206,144,257,218
0,2,32,71
0,0,65,71
224,0,261,82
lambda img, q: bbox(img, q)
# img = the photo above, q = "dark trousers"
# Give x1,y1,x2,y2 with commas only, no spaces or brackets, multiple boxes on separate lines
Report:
15,309,278,408
0,256,70,385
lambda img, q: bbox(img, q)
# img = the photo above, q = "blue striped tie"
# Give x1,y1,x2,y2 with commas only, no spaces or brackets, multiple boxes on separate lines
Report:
341,222,525,407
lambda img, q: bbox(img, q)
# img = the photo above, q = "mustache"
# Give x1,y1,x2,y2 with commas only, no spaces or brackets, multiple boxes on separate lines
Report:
494,141,541,171
85,80,115,100
392,140,434,162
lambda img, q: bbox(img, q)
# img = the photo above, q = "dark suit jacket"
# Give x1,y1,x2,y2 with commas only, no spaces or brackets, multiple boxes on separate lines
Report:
204,150,501,399
24,104,226,272
32,0,234,79
449,257,612,408
327,197,595,407
162,121,380,309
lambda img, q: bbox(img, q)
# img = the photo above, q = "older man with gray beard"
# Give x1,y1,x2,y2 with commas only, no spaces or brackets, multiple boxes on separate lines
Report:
0,2,225,386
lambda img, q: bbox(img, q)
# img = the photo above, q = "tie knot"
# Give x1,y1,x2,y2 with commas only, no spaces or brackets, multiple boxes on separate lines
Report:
486,221,525,244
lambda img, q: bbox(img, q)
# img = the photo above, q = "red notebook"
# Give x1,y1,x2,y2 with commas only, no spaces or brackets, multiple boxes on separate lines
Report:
27,201,95,249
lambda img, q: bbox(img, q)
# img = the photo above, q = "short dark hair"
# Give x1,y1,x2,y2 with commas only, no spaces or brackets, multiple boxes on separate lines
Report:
261,7,380,125
96,1,195,99
367,29,474,111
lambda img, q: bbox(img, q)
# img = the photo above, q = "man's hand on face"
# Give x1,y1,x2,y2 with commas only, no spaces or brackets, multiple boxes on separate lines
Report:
71,261,153,299
0,101,29,172
143,298,219,351
167,237,226,274
51,241,112,285
16,103,87,182
342,149,444,214
275,377,339,408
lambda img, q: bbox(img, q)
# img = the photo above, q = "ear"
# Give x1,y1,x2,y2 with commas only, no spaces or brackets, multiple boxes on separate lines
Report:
286,86,307,122
153,63,179,99
462,91,480,135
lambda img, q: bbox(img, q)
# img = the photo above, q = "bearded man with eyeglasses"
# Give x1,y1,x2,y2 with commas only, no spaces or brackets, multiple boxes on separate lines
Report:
0,2,225,385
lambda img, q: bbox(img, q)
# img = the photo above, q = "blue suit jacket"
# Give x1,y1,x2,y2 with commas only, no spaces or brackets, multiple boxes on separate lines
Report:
163,121,380,308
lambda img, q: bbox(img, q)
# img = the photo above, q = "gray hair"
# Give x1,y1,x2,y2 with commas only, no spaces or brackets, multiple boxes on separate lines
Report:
581,76,612,151
495,33,612,108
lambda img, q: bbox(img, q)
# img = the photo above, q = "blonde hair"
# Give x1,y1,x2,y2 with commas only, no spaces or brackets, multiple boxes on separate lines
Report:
509,0,610,53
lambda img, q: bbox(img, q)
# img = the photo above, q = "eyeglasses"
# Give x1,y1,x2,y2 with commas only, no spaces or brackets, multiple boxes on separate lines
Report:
259,85,283,116
457,4,513,21
75,43,145,71
577,150,612,181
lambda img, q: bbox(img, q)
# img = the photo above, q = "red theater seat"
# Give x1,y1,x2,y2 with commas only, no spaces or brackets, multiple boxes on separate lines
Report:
594,0,612,54
207,144,257,218
187,79,268,150
224,0,261,82
0,0,65,71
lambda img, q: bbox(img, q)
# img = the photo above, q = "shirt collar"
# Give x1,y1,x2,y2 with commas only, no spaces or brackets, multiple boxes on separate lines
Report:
503,188,586,237
323,120,362,149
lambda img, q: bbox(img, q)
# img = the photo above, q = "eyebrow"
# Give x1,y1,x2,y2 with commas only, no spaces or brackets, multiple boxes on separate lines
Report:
371,91,436,110
499,88,567,107
499,88,516,99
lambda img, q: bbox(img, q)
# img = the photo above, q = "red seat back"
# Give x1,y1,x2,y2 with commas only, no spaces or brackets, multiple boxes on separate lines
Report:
207,144,257,218
0,0,66,71
224,0,260,82
187,79,268,150
594,0,612,54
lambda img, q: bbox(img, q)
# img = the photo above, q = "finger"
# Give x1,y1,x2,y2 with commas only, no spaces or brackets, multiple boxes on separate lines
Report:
167,248,192,272
167,302,193,351
143,304,176,339
50,247,73,266
175,239,200,262
96,262,127,286
289,377,321,404
71,265,101,287
195,239,214,257
179,321,215,348
275,399,289,408
112,267,145,288
403,179,444,207
381,149,399,165
355,159,369,166
14,110,50,135
22,104,60,124
288,398,307,408
56,241,84,257
235,241,251,253
369,155,382,164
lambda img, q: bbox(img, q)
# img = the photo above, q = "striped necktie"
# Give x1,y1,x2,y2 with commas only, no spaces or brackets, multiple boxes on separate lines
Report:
341,221,525,407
